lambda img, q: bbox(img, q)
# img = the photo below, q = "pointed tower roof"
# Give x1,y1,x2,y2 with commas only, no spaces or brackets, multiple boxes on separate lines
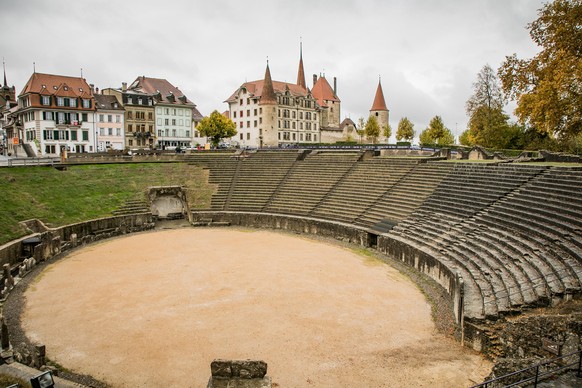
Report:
259,62,277,105
2,60,7,87
312,75,340,107
370,79,388,111
296,43,306,90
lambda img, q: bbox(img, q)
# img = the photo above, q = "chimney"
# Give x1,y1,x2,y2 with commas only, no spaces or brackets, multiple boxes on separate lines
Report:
313,74,317,87
122,82,127,91
333,77,337,95
89,83,95,94
96,87,100,94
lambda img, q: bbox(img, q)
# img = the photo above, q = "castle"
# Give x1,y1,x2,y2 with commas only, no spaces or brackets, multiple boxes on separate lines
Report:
225,45,388,147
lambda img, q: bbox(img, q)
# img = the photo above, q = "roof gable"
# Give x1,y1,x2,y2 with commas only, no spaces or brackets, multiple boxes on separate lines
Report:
20,73,93,98
311,76,340,107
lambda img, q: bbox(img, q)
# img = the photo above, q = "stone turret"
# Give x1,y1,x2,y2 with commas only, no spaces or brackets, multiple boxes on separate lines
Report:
259,62,278,147
370,79,389,132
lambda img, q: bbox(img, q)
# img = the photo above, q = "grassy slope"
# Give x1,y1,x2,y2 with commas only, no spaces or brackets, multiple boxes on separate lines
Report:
0,163,214,245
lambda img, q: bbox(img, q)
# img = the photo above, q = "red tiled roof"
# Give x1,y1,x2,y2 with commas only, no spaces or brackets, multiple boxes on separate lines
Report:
20,73,93,98
311,76,339,107
259,64,277,105
370,80,388,111
225,78,310,103
129,76,195,106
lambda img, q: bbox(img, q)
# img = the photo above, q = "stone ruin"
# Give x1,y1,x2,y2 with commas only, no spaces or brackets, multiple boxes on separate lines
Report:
208,359,271,388
147,186,191,221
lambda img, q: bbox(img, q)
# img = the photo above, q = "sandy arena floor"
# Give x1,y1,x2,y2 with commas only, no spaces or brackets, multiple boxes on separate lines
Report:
23,228,491,387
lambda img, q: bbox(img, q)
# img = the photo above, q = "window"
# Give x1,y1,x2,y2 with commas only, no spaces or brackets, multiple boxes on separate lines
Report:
239,99,243,105
41,96,50,105
173,108,176,115
148,112,153,120
165,119,169,125
127,111,133,119
172,119,176,125
254,120,257,127
293,133,296,141
128,124,133,132
82,131,88,141
43,130,54,140
259,108,262,114
246,98,250,104
100,128,105,136
233,111,237,118
71,130,77,140
43,111,54,121
292,111,296,119
138,98,143,105
57,112,65,124
69,98,77,107
186,130,190,137
179,119,183,126
108,128,113,136
57,97,64,106
116,128,121,136
240,133,243,140
83,99,91,108
99,114,104,122
240,110,243,117
254,109,257,115
247,133,250,140
259,117,262,124
247,121,250,128
82,113,88,122
239,122,243,128
292,122,296,129
108,115,113,122
247,109,250,116
129,139,133,146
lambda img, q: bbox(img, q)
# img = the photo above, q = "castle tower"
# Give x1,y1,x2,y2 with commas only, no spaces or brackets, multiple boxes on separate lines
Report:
297,43,306,90
259,62,278,147
369,78,389,131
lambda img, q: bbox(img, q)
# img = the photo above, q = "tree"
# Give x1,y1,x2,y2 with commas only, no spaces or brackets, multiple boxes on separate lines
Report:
499,0,582,140
197,110,237,147
365,116,380,143
383,123,392,142
356,117,366,143
466,64,504,115
419,116,455,146
396,117,415,141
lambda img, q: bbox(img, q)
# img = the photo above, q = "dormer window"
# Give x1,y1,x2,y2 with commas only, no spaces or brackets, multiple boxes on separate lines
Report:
53,86,58,90
57,97,64,106
79,88,83,92
41,95,50,106
64,86,68,91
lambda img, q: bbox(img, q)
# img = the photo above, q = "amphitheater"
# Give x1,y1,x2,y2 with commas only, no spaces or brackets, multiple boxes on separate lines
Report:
1,148,581,387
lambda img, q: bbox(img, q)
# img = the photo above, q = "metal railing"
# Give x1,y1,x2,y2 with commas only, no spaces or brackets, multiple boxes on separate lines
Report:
471,349,582,387
0,157,60,167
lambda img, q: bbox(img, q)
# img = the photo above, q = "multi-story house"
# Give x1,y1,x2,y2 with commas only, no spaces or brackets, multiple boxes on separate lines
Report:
94,93,125,151
225,47,341,147
129,76,202,149
14,72,96,156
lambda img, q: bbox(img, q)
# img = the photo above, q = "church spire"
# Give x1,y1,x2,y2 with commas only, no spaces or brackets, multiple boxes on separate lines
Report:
259,60,277,105
2,59,6,87
370,77,388,111
296,41,306,90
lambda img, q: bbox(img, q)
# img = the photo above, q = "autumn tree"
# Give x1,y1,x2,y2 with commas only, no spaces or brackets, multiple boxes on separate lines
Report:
396,117,415,141
499,0,582,141
356,117,366,143
197,110,237,147
419,116,455,146
383,123,392,142
365,116,381,143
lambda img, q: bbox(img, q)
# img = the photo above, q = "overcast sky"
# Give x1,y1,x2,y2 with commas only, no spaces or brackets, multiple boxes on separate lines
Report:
2,0,545,141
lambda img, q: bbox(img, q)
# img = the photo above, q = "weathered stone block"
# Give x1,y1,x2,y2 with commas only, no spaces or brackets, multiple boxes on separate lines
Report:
211,359,267,378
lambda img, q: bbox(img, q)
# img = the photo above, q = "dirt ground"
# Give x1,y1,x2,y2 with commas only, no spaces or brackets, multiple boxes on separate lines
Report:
22,228,491,387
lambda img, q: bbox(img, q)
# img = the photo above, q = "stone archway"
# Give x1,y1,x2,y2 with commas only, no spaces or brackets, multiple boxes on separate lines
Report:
147,186,190,221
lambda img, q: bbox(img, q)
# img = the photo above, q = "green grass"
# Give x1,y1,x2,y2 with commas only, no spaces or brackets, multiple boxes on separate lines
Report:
0,373,30,387
0,163,215,245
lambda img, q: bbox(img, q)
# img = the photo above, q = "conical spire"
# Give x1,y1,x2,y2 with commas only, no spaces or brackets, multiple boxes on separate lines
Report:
370,78,388,111
259,61,277,105
297,42,306,90
2,60,6,87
